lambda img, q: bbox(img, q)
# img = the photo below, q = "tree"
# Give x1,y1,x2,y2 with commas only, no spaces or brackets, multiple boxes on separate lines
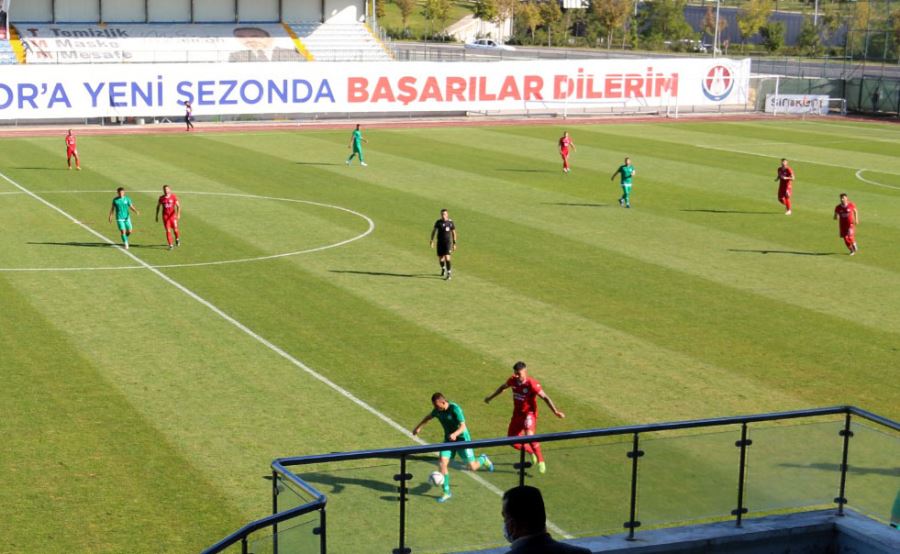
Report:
539,0,563,46
641,0,695,44
473,0,499,24
592,0,633,50
422,0,452,35
395,0,417,33
519,1,543,44
797,15,821,56
375,0,386,20
736,0,772,52
759,20,785,53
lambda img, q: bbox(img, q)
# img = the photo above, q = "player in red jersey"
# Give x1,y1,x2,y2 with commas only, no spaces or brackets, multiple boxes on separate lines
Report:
774,158,794,215
155,185,182,249
833,193,858,255
558,131,575,174
484,361,566,474
65,129,81,170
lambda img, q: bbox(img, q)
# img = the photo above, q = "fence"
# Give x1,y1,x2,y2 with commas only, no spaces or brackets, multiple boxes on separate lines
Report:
203,405,899,553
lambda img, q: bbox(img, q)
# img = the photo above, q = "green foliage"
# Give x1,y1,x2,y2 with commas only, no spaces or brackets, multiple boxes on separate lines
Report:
640,0,696,42
797,15,822,56
737,0,772,51
375,0,386,20
422,0,453,33
539,0,564,46
592,0,634,49
759,20,785,53
519,1,543,44
395,0,418,32
473,0,499,22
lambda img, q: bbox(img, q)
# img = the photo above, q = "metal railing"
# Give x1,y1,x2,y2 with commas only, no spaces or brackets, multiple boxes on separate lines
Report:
203,405,899,553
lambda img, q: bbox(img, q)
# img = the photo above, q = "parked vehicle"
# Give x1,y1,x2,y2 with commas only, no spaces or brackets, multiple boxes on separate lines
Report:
464,38,516,52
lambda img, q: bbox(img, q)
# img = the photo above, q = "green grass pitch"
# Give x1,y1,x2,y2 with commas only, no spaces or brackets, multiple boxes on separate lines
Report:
1,119,898,553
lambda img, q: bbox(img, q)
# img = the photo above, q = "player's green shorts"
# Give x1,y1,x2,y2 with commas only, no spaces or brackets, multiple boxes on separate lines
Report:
621,184,632,192
116,218,133,232
440,447,476,463
352,144,363,153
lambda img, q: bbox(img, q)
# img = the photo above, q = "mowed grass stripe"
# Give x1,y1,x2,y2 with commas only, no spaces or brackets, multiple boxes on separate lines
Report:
0,274,244,553
251,128,900,329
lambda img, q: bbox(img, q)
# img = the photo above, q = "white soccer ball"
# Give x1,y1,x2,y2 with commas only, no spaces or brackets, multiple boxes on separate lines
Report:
428,471,445,487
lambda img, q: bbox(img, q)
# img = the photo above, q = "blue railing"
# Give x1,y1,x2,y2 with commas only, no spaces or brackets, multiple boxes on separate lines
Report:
203,405,899,553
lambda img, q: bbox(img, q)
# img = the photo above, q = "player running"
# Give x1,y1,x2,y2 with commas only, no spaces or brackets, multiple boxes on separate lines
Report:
65,129,81,170
833,193,859,255
610,157,635,208
429,209,456,280
775,158,794,215
108,187,139,249
155,185,181,250
558,131,575,174
346,123,368,166
412,393,494,503
484,361,565,475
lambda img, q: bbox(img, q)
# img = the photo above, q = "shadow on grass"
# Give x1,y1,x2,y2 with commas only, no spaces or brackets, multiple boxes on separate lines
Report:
681,209,778,215
496,168,554,174
779,462,899,477
729,249,838,257
542,202,608,208
295,162,343,166
28,241,168,249
330,269,443,279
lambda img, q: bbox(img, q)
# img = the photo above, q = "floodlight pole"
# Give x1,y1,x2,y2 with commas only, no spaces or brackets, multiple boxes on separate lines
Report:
713,0,721,58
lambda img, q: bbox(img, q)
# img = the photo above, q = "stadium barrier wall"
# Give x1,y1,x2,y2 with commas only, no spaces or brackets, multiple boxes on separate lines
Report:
0,58,751,120
202,406,900,554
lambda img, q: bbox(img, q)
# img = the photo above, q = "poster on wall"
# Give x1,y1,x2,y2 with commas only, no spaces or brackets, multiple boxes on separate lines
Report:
0,58,752,120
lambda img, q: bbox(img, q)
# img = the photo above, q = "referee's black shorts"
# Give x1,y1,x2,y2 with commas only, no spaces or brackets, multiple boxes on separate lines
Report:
436,242,452,257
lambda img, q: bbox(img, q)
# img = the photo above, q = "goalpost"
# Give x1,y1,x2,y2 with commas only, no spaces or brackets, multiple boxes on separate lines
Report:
750,74,847,116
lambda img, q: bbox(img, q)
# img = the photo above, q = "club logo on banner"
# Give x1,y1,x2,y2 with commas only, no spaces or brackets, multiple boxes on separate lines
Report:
702,65,735,102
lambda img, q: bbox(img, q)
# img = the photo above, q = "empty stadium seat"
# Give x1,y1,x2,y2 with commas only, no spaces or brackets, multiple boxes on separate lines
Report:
290,22,392,62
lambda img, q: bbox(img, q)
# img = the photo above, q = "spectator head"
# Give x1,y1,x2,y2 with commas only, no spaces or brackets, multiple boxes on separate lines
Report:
502,486,547,541
234,27,273,50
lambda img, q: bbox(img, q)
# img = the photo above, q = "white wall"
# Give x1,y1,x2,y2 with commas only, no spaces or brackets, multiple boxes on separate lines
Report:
102,0,145,23
148,0,190,22
282,0,321,23
323,0,359,23
55,0,100,22
10,0,52,22
238,0,279,22
195,0,236,22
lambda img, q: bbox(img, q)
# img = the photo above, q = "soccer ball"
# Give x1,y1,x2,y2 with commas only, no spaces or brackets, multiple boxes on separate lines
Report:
428,471,444,487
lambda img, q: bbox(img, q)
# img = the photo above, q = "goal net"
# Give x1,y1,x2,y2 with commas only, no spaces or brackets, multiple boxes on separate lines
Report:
749,75,847,115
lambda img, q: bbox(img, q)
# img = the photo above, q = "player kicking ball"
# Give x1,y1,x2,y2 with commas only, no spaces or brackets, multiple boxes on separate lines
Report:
412,393,494,503
484,361,565,474
108,187,139,249
833,193,859,255
155,185,182,250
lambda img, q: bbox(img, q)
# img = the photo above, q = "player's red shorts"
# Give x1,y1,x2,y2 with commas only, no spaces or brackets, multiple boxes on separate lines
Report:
507,412,537,437
560,148,569,157
839,225,854,239
66,148,77,157
778,183,792,200
163,216,178,229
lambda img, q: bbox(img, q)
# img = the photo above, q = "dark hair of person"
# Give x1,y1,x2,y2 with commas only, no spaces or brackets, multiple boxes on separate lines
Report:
431,392,445,403
503,486,546,533
513,361,526,371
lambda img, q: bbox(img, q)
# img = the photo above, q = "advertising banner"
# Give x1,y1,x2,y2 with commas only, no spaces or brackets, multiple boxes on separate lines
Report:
765,94,830,115
0,58,751,120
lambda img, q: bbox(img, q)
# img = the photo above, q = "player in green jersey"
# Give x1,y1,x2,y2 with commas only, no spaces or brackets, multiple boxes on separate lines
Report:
346,123,368,166
413,392,494,503
108,187,139,249
610,157,636,208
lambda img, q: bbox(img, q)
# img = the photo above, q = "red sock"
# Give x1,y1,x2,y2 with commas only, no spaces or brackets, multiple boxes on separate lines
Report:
174,229,180,239
784,198,791,211
165,229,172,246
532,443,544,463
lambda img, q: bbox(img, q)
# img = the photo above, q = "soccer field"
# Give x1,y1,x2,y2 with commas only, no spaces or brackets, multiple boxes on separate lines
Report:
1,118,898,553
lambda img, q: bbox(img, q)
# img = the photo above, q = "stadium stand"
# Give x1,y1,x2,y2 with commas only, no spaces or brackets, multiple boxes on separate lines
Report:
14,23,307,63
0,38,16,64
290,21,391,62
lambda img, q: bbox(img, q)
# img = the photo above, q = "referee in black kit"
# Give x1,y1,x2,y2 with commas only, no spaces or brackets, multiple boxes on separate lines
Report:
429,209,457,280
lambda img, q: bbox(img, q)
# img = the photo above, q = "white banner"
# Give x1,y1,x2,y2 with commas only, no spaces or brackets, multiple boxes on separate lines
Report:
0,58,751,120
765,94,829,115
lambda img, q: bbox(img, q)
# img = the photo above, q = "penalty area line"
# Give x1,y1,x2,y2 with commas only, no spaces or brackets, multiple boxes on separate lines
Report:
0,170,569,536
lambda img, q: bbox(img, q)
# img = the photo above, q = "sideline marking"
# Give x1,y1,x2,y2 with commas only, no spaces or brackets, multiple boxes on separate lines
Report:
855,169,900,191
0,172,569,537
0,190,375,272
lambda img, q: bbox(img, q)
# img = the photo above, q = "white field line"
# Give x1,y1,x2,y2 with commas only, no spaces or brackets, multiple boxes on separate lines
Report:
0,171,570,538
855,169,900,191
